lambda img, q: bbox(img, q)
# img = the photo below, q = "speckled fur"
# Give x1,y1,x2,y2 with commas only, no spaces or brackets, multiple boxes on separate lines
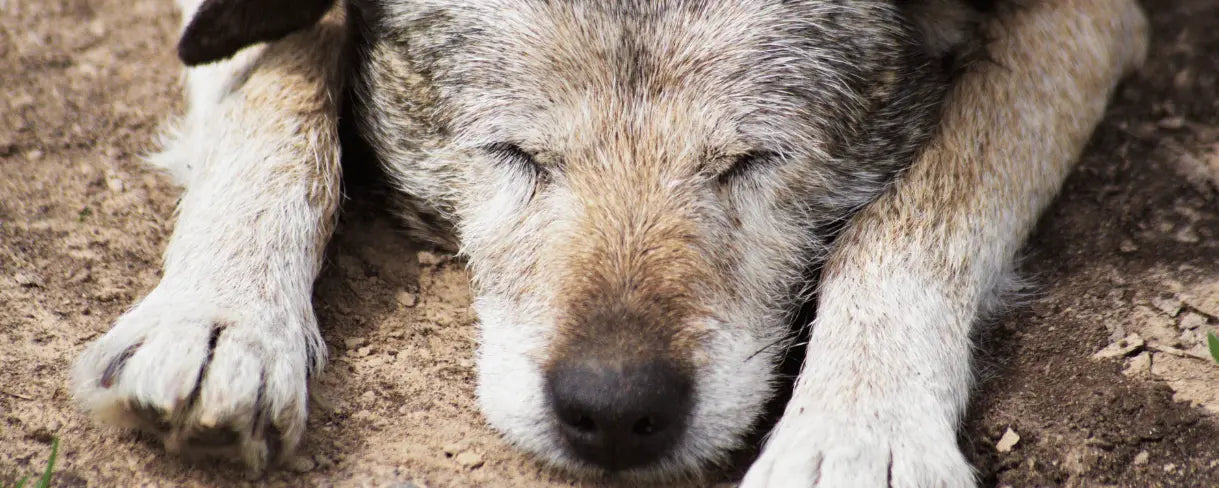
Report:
348,3,953,476
70,0,1148,485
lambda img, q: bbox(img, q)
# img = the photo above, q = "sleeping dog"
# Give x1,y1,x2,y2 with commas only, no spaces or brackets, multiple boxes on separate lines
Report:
71,0,1147,485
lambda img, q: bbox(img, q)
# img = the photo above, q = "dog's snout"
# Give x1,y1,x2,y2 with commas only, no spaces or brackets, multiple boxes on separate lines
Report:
546,358,692,471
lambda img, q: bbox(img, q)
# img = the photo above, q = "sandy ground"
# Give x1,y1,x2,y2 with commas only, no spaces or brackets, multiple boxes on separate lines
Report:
3,0,1219,486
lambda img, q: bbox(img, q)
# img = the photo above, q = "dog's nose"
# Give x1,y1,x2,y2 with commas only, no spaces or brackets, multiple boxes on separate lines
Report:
546,358,692,471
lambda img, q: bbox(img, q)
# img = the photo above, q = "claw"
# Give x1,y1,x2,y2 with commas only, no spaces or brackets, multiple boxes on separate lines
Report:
72,302,318,472
100,343,141,388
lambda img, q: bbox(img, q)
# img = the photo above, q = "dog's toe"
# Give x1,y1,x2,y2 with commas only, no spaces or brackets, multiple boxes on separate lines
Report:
72,295,321,471
741,412,974,488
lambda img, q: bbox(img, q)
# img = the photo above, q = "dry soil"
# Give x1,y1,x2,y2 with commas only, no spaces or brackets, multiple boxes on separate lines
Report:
2,1,1219,487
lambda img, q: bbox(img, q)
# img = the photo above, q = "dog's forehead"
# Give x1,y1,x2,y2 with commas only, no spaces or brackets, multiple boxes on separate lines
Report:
369,0,912,152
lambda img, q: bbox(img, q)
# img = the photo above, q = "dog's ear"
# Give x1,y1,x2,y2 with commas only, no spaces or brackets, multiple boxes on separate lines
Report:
900,0,984,58
900,0,994,76
177,0,336,66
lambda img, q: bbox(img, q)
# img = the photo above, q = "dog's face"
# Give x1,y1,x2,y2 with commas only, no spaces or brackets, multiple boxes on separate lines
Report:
352,0,947,478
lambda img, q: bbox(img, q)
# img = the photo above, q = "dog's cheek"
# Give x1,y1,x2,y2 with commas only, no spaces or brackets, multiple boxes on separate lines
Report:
458,165,544,272
473,294,566,459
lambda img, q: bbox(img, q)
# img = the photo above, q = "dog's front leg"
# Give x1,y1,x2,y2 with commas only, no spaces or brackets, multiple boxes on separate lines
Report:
70,2,344,471
742,1,1148,486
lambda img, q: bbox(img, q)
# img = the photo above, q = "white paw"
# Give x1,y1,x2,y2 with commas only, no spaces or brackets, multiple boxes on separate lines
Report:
741,413,975,488
71,286,324,470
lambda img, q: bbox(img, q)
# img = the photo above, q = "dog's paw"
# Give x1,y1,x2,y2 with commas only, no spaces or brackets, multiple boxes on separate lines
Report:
71,288,324,471
740,414,974,488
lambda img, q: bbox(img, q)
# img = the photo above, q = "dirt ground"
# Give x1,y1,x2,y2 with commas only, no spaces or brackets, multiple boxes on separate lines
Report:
2,0,1219,486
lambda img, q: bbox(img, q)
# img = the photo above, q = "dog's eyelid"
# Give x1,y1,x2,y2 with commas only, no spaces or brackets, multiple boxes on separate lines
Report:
735,150,777,165
483,142,535,160
718,149,779,182
484,142,543,166
483,142,562,181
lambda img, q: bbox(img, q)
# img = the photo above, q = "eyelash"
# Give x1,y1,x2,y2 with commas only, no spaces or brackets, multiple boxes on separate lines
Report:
484,142,550,179
483,144,774,183
717,150,775,184
485,142,538,166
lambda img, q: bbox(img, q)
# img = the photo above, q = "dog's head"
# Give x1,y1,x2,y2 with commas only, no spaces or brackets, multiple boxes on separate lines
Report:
183,0,967,479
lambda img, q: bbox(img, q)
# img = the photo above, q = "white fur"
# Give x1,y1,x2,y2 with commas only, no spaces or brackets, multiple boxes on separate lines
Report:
743,1,1148,484
742,264,977,488
72,0,338,471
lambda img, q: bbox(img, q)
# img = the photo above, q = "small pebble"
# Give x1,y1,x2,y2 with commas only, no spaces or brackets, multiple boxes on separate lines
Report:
1179,312,1207,331
1133,450,1150,465
454,451,484,469
1092,333,1145,360
286,456,316,473
1174,227,1200,243
105,169,126,192
417,251,446,266
66,268,92,284
14,272,43,288
996,427,1021,453
92,286,127,302
1119,240,1139,253
396,290,419,307
1157,116,1185,129
356,346,373,357
1151,296,1183,317
345,337,368,350
88,19,106,37
1123,352,1152,377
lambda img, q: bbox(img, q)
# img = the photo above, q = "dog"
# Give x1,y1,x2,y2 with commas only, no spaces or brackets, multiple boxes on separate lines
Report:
69,0,1148,485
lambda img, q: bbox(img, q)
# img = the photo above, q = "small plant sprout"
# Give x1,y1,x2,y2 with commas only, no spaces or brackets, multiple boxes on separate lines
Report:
3,438,58,488
1207,331,1219,365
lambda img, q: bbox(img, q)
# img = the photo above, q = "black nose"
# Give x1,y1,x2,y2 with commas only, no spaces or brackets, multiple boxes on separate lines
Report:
545,358,693,471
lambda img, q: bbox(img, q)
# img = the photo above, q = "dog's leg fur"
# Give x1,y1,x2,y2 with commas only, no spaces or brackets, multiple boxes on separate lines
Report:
70,0,344,470
742,1,1148,486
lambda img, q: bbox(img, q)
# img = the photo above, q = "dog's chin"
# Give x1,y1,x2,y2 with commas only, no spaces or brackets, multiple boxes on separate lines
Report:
531,449,715,484
474,297,784,481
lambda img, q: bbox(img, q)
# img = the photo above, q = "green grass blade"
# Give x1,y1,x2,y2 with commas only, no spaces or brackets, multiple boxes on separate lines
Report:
34,438,57,488
14,475,29,488
1208,331,1219,365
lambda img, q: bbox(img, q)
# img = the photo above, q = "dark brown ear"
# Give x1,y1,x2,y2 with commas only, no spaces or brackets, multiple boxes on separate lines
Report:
899,0,1001,77
177,0,336,66
901,0,984,59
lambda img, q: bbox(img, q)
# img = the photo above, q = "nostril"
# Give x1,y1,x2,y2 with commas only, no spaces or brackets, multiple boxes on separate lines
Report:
632,416,658,436
565,413,597,434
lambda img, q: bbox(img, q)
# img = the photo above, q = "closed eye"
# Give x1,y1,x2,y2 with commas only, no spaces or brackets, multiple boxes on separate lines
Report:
484,142,542,172
717,150,777,183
